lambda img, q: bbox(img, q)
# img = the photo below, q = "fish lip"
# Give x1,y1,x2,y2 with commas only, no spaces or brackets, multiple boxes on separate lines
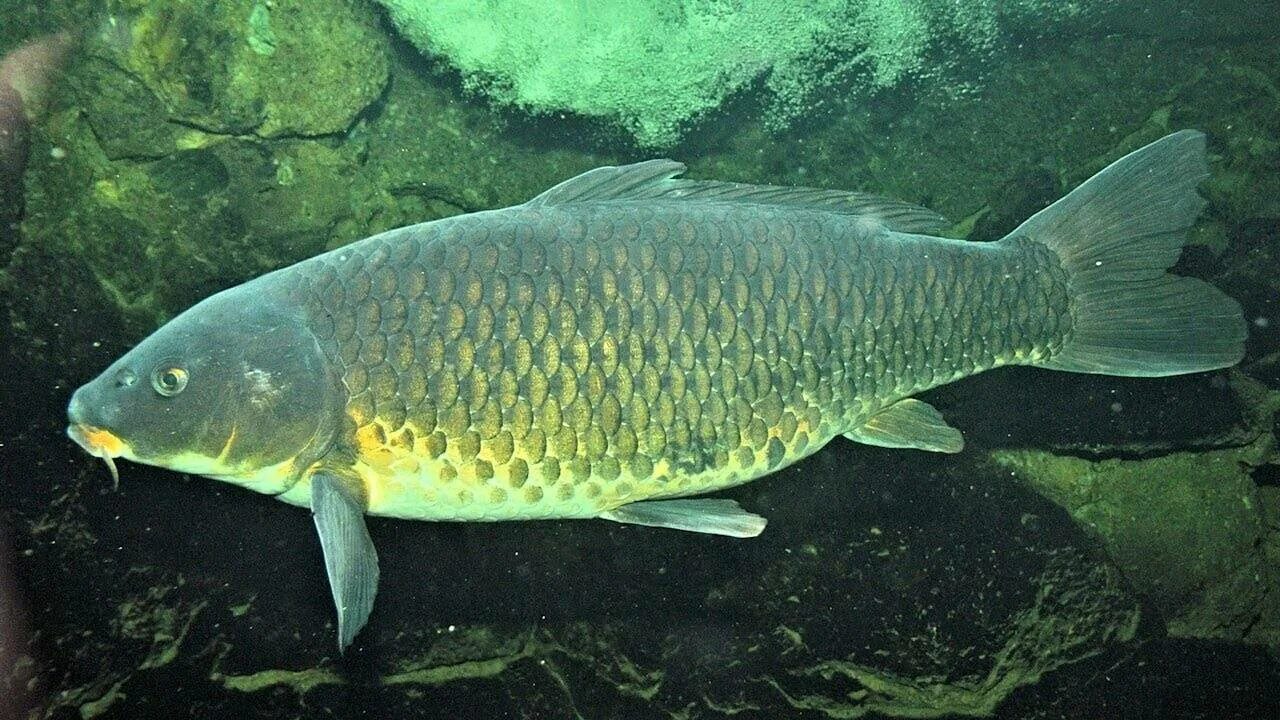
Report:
65,422,91,453
65,423,122,458
66,423,124,489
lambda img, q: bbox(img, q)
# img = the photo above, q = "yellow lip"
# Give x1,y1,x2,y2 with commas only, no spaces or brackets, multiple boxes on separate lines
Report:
67,424,127,489
67,424,125,457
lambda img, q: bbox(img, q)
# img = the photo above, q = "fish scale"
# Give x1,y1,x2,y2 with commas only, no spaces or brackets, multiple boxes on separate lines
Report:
294,201,1070,522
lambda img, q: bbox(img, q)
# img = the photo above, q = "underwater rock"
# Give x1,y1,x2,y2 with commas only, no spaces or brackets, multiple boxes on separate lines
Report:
70,55,184,160
372,1,1280,150
16,108,330,330
9,27,614,332
358,64,613,220
375,0,1095,148
1215,217,1280,383
96,0,388,139
969,166,1060,241
13,102,383,332
991,378,1280,646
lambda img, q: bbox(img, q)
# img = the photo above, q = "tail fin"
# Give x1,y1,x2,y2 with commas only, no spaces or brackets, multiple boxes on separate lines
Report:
1009,130,1245,377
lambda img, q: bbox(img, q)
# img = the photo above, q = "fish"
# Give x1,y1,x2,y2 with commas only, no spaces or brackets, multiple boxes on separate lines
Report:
0,32,71,181
66,130,1245,651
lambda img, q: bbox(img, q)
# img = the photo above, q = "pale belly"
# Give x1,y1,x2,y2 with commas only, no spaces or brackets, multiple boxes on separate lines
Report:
274,431,836,521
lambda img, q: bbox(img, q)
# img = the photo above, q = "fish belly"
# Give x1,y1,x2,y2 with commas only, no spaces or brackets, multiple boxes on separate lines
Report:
294,201,1069,521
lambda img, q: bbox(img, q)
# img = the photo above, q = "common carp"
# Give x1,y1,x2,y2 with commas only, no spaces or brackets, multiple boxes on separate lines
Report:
66,131,1245,650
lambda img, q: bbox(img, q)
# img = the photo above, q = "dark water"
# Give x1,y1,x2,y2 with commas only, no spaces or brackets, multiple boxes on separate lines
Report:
2,2,1279,719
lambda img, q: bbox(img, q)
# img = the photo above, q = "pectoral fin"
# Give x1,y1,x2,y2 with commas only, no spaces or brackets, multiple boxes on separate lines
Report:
311,473,379,652
601,498,767,537
843,398,964,453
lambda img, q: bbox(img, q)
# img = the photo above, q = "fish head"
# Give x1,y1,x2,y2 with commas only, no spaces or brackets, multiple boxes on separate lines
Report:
67,287,342,493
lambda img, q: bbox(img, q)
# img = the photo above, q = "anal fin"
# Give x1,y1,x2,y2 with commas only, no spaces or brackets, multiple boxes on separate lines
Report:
843,398,964,453
601,498,766,538
311,473,380,652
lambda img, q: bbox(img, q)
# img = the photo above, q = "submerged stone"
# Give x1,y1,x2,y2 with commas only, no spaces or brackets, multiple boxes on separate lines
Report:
98,0,389,138
992,410,1280,646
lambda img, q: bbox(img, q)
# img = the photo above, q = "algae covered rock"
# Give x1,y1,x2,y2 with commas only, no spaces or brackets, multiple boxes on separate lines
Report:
375,0,1091,148
17,109,375,330
7,0,617,336
355,57,611,220
991,377,1280,645
8,0,396,332
101,0,388,139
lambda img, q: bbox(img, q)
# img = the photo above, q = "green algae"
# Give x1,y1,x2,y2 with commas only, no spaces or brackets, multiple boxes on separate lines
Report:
106,0,388,138
246,2,277,57
991,376,1280,644
114,580,207,670
383,645,536,686
375,0,1087,148
995,444,1277,644
38,577,208,719
77,679,127,720
212,628,538,695
762,556,1139,719
218,666,344,694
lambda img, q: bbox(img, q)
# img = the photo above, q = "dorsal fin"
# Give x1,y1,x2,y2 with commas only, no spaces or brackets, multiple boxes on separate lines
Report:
527,160,688,206
526,160,948,234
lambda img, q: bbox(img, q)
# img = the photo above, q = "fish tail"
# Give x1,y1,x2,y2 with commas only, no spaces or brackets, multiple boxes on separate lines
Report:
1008,130,1245,376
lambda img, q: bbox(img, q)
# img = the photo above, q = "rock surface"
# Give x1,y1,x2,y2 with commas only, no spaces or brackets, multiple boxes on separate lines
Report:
102,0,389,140
993,379,1280,646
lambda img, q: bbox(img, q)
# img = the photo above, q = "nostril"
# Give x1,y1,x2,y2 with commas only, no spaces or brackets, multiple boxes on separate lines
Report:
113,368,137,389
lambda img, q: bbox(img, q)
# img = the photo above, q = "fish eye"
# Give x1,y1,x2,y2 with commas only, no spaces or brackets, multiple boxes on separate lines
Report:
151,366,189,397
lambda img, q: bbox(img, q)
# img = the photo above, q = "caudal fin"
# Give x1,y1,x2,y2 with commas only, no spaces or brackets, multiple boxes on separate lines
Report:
1009,130,1245,377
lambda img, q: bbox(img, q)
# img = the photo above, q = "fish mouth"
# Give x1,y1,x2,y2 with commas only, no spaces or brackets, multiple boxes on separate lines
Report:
66,423,125,490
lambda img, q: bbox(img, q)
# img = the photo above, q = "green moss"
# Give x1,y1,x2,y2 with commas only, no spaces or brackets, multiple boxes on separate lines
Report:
215,628,538,695
383,644,534,686
113,582,207,671
356,59,608,217
246,2,277,57
762,558,1138,719
219,666,344,694
78,679,127,719
20,110,380,328
105,0,388,138
992,434,1275,638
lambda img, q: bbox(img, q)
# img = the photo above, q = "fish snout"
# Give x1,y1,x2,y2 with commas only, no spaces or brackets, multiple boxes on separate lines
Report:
66,385,89,426
66,391,123,456
67,384,129,488
67,380,124,431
